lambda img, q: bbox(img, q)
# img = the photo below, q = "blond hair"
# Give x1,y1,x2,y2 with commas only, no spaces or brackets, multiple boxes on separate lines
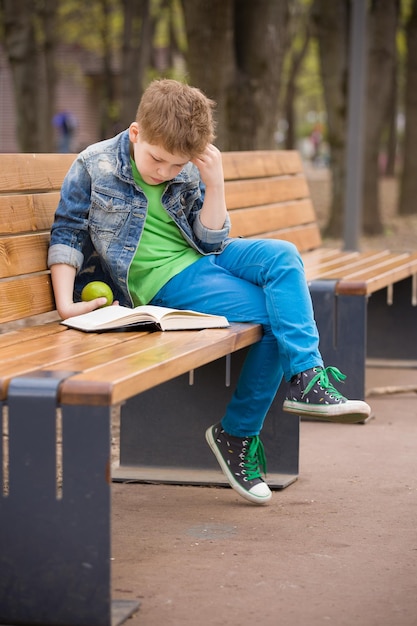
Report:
136,79,216,158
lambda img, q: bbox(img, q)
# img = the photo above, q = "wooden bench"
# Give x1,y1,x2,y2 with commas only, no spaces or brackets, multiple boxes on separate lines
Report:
1,150,416,626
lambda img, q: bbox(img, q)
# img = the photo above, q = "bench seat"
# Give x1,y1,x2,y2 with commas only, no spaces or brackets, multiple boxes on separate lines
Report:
0,320,261,405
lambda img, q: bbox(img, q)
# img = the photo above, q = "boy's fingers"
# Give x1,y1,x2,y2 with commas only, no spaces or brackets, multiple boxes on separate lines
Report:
83,297,108,312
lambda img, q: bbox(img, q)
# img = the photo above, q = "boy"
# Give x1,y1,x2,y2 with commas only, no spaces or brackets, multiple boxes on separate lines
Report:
48,79,371,506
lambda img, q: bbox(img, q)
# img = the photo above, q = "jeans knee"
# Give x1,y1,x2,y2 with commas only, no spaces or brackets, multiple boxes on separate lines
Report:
280,240,299,258
267,239,303,271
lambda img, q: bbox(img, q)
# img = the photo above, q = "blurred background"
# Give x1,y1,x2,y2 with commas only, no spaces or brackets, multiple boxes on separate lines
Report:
0,0,416,242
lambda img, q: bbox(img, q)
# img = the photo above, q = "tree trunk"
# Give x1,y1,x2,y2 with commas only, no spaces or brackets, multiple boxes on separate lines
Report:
226,0,289,150
362,0,398,235
182,0,289,151
98,0,117,139
399,0,417,216
181,0,235,149
37,0,59,152
312,0,349,237
1,0,42,151
283,21,311,150
120,0,153,129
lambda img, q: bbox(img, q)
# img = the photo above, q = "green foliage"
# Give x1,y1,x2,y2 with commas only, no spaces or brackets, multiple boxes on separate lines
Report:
170,0,186,52
281,0,325,141
56,0,185,58
58,0,122,53
152,0,187,73
295,39,324,129
153,0,171,47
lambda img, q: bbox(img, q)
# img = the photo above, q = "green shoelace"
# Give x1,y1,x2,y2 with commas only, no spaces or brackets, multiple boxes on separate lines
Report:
302,366,347,400
243,435,267,480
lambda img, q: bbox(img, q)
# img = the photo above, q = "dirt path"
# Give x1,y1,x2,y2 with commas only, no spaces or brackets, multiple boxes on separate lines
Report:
306,164,417,252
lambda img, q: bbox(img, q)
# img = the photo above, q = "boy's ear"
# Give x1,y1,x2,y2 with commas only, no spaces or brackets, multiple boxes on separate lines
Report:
128,122,140,142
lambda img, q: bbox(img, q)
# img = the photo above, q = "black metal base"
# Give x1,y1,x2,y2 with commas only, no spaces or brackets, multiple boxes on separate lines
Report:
366,276,417,360
115,348,300,489
0,372,121,626
309,280,367,400
112,466,298,490
310,276,417,400
112,600,140,626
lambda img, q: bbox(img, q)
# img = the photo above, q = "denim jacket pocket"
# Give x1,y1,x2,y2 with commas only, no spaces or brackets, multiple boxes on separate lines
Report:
89,188,131,249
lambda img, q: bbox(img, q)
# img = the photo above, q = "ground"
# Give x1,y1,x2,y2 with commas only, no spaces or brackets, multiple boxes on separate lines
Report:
306,164,417,252
110,383,417,626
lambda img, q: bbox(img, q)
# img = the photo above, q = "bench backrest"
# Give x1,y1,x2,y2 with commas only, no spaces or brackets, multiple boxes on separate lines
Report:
0,151,320,325
224,151,321,250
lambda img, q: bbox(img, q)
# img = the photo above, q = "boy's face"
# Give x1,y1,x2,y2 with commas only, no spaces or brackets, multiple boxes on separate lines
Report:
129,122,189,186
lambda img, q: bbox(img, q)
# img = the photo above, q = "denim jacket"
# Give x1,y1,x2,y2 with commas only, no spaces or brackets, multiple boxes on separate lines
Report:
48,129,231,307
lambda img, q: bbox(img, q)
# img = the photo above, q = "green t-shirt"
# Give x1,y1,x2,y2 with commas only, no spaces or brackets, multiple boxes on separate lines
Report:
128,160,201,306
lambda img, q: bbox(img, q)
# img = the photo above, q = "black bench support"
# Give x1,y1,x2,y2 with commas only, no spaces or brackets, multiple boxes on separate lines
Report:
311,276,417,398
0,371,139,626
367,276,417,360
309,280,367,400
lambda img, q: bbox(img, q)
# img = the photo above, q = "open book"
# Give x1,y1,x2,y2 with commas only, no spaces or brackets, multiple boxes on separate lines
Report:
62,304,229,332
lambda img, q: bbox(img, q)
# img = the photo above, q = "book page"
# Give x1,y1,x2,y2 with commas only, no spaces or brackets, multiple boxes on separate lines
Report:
62,304,228,331
63,305,138,330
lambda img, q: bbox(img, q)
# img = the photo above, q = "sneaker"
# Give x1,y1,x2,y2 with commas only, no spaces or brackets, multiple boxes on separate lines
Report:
283,366,371,423
205,423,272,505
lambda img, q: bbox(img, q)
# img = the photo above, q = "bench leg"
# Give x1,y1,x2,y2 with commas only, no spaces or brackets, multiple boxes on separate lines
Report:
311,277,417,396
309,280,367,400
113,349,299,489
0,372,139,626
367,276,417,360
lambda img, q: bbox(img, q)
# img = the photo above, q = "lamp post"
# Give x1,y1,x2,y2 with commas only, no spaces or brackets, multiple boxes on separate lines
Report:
344,0,368,251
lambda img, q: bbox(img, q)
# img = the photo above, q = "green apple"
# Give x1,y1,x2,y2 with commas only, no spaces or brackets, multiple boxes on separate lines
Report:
81,281,113,307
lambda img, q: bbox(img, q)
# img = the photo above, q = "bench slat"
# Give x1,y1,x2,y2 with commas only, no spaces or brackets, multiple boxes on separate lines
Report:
304,250,392,279
303,249,417,295
0,324,261,404
58,324,262,405
0,233,49,278
229,199,317,238
225,176,310,210
39,328,236,376
0,274,55,323
0,328,151,398
0,154,76,193
0,193,60,235
302,248,357,263
336,253,417,295
0,324,261,402
261,224,322,252
0,326,129,364
0,321,64,347
303,250,364,276
312,252,413,281
222,150,303,179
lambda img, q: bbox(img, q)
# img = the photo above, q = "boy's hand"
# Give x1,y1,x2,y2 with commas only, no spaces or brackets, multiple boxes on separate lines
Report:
57,298,119,321
191,144,224,188
51,263,119,321
192,144,227,230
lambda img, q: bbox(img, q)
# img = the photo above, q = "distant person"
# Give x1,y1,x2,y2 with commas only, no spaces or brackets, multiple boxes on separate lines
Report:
53,111,77,153
310,123,323,165
48,80,371,506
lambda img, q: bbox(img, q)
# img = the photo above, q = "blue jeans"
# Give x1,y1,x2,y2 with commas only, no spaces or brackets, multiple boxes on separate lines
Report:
150,238,323,437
